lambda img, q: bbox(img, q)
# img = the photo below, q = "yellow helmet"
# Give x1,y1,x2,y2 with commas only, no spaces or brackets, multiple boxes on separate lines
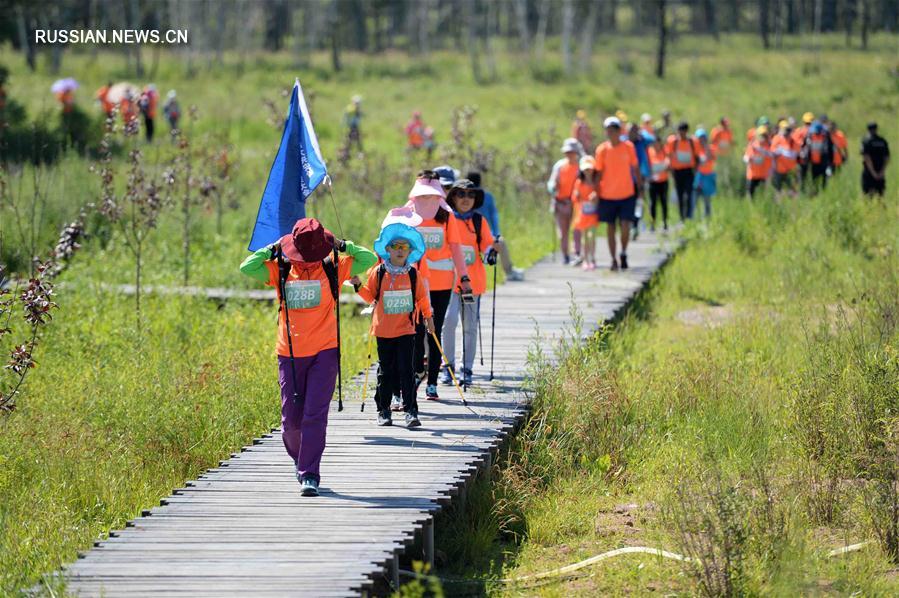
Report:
756,125,769,136
615,110,628,123
778,119,789,130
576,109,587,120
802,112,814,124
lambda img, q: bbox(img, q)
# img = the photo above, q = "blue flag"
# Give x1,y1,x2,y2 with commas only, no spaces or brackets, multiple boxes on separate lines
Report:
248,79,327,251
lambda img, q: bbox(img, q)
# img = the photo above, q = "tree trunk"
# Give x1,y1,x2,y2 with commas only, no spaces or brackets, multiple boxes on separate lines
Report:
514,0,530,52
844,0,856,46
786,0,798,33
760,0,771,48
330,1,342,72
16,7,36,71
484,0,497,80
704,0,719,39
129,0,144,75
860,0,868,48
466,0,483,83
561,0,574,74
534,0,549,61
656,0,667,78
634,0,643,32
579,0,600,71
730,0,741,32
417,0,430,55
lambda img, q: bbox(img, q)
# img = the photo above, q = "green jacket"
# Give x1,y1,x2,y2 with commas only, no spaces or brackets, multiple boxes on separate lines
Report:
239,241,377,284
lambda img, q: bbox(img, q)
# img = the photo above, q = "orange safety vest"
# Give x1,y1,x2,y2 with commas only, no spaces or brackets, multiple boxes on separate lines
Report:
666,135,701,170
710,126,733,154
832,130,848,166
808,132,828,165
771,134,798,174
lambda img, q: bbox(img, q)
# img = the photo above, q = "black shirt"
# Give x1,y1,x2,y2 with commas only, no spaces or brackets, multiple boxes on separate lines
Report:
861,133,890,172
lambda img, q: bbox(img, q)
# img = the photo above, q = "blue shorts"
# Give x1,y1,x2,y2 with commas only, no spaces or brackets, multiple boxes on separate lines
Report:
693,172,717,197
598,196,636,223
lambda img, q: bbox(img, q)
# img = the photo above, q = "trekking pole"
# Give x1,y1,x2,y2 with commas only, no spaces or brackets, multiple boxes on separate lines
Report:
460,295,468,391
428,329,467,406
360,327,374,412
333,247,343,412
478,304,484,367
490,263,497,380
276,249,300,404
324,176,345,238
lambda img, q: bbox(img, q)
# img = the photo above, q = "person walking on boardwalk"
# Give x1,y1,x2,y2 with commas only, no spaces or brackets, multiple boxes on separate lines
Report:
861,122,890,196
595,116,641,271
572,156,600,270
692,129,717,219
571,110,593,154
406,171,472,401
647,136,670,232
666,121,702,222
468,170,525,281
358,211,434,428
239,218,377,497
744,126,773,198
547,138,583,265
771,120,800,197
441,179,497,388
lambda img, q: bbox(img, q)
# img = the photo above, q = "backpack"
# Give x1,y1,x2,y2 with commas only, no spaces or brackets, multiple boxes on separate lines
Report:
375,263,418,325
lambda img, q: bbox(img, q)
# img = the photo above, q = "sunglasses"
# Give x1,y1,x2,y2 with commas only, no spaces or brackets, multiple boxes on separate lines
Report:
388,241,411,250
455,190,478,199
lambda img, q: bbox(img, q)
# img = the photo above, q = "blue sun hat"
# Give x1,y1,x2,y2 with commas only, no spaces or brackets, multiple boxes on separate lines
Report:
373,207,426,264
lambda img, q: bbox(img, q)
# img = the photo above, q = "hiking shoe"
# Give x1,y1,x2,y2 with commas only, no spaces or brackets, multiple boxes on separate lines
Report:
562,254,570,265
462,368,473,387
620,253,629,270
299,476,319,497
508,268,525,281
426,385,439,400
377,410,392,426
610,259,619,271
571,255,584,266
441,364,455,386
405,411,421,428
390,395,403,411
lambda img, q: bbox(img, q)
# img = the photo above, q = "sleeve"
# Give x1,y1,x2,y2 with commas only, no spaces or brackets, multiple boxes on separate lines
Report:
860,138,869,156
356,266,379,304
480,220,496,254
344,241,378,278
546,159,562,194
239,246,276,284
629,143,638,167
415,271,432,318
594,145,605,172
481,192,501,237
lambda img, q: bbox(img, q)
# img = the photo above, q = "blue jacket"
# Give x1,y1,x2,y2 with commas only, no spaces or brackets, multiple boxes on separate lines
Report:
475,189,501,237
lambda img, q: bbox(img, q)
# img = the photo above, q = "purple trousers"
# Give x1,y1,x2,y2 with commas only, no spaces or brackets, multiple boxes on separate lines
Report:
278,348,338,483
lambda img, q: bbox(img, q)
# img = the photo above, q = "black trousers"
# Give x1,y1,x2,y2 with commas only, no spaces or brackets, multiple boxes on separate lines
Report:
862,172,885,196
375,334,417,414
672,169,694,221
747,178,766,197
144,115,154,142
414,289,452,386
649,181,669,226
811,162,829,191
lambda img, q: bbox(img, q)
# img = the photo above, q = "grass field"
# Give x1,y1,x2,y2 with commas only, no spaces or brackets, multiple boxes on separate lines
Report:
0,33,897,594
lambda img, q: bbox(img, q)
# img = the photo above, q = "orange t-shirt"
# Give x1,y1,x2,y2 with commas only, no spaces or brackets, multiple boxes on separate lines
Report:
744,142,772,180
266,255,354,358
832,130,848,166
594,140,637,200
710,126,733,154
771,134,798,174
358,264,432,339
453,215,495,295
572,178,600,230
666,135,702,170
697,146,716,175
647,146,669,183
417,212,462,292
554,161,580,201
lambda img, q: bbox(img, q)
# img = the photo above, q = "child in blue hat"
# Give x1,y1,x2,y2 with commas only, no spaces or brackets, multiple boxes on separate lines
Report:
358,209,435,428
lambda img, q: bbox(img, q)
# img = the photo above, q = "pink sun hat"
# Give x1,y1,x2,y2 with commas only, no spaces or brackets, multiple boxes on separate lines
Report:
407,176,446,200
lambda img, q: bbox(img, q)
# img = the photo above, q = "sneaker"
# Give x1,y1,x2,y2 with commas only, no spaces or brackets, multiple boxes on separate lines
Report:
562,254,570,265
441,364,455,386
650,224,656,233
377,410,392,426
390,395,403,411
426,385,439,400
581,262,591,271
405,411,421,428
508,268,525,281
620,253,628,270
462,368,473,387
610,259,619,272
571,255,584,266
587,262,597,271
299,476,319,497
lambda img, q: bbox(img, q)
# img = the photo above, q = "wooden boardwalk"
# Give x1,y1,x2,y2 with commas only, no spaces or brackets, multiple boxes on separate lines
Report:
61,230,679,597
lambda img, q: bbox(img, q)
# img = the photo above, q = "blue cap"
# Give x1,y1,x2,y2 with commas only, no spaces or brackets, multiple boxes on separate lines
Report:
373,223,425,265
695,128,707,139
433,166,456,187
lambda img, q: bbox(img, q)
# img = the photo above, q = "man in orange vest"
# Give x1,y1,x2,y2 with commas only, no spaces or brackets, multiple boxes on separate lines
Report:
744,126,773,198
547,138,583,265
595,117,641,271
793,112,814,189
802,120,834,193
829,121,848,171
666,121,703,222
710,117,734,155
771,120,800,197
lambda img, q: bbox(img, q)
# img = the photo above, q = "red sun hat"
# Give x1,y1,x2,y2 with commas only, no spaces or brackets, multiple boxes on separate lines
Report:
279,218,335,263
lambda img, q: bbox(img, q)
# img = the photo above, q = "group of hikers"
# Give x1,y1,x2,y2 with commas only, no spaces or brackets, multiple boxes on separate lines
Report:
240,166,523,496
342,95,438,161
52,80,182,142
554,110,890,270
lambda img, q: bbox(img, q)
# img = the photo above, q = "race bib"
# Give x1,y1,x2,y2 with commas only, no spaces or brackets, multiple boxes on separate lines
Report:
751,155,765,165
462,245,477,265
676,150,692,164
581,202,599,215
284,280,322,309
418,227,444,249
811,141,824,151
382,289,413,314
651,162,667,173
719,140,730,150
